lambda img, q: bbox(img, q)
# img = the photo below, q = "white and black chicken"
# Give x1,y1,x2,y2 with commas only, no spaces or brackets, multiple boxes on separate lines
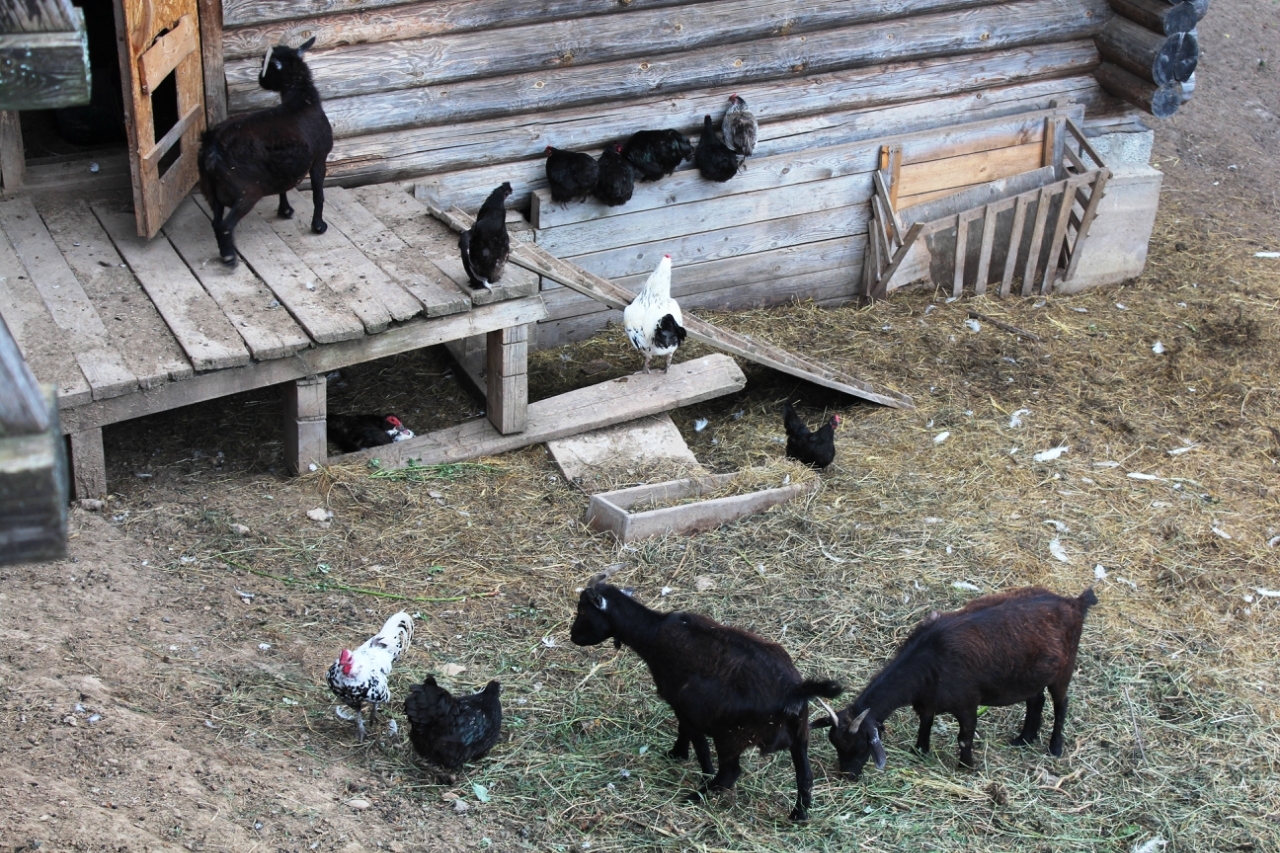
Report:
721,94,758,157
623,254,686,374
327,610,414,742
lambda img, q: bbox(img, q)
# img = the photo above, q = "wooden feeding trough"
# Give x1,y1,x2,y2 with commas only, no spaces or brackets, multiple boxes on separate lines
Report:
862,104,1110,301
584,469,816,544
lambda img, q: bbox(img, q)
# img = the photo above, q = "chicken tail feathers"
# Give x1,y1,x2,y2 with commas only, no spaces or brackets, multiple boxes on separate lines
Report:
783,402,810,438
652,314,686,350
373,610,414,659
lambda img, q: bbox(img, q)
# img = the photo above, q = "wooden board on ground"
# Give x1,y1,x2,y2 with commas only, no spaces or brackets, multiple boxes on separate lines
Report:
0,195,137,400
94,204,253,372
424,198,913,409
584,469,818,544
0,386,67,565
546,413,705,486
164,198,313,362
336,354,747,469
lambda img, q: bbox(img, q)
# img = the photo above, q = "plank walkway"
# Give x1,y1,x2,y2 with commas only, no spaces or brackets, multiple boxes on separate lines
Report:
0,183,548,497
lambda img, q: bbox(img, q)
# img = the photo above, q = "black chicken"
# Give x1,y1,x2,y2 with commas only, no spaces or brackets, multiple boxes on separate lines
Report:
544,146,598,206
458,182,512,290
404,676,503,769
694,114,741,183
783,402,841,469
622,128,692,182
328,414,413,452
592,143,634,207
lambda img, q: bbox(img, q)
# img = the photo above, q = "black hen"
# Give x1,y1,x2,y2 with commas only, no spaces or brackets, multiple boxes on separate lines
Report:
545,146,598,206
622,129,692,182
458,182,512,290
404,676,503,769
593,143,634,207
694,114,741,183
783,403,841,469
328,414,413,452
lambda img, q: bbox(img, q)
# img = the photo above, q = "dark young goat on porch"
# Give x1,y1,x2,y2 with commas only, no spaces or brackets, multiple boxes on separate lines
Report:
570,578,843,821
198,38,333,265
814,586,1098,780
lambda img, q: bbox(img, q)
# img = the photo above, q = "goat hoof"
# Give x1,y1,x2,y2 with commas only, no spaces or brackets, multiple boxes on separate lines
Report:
220,253,237,266
1010,735,1035,747
311,220,328,235
789,805,810,822
278,206,294,219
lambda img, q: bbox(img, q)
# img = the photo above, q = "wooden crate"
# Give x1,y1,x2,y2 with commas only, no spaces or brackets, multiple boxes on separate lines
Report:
862,106,1110,300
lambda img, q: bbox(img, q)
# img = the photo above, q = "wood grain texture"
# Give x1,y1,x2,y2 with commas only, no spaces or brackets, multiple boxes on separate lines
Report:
296,0,1108,138
221,0,697,31
0,195,137,400
0,316,50,435
0,111,24,192
0,387,68,563
0,0,79,32
0,28,91,111
165,198,313,361
58,296,548,433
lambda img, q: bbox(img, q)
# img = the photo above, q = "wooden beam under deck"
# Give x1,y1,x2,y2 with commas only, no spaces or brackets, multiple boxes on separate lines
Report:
57,296,548,435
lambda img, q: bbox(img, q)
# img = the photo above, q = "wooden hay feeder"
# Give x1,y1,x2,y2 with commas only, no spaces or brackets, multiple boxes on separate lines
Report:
584,469,816,544
863,104,1110,301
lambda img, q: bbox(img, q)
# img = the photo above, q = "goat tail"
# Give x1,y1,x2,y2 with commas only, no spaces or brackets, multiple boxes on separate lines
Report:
797,678,844,701
1077,587,1099,610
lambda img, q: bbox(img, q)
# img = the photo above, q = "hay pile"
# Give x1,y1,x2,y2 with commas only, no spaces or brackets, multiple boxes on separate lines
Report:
107,199,1279,852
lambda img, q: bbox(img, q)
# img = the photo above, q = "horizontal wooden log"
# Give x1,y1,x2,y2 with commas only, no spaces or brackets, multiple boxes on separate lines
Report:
0,30,91,111
330,41,1101,189
1094,61,1181,117
1095,14,1197,85
1107,0,1197,34
296,0,1109,138
221,0,697,31
227,0,1006,105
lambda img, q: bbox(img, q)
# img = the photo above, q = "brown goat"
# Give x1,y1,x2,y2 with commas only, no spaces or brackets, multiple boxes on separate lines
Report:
814,586,1098,780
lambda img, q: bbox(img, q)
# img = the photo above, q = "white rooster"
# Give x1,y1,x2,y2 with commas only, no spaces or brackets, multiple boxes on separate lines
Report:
623,254,687,374
327,610,414,741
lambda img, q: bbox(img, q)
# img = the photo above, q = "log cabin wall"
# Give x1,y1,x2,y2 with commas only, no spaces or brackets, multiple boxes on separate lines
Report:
214,0,1149,347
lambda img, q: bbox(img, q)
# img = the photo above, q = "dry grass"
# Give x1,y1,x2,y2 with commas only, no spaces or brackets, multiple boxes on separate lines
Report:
100,199,1280,852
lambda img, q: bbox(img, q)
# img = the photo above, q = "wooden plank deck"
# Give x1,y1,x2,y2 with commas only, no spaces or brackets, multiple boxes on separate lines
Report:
5,183,551,496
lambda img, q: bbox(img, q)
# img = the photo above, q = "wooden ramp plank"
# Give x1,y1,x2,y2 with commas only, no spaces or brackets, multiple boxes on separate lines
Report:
0,229,91,408
0,196,137,400
273,190,427,326
34,195,193,388
337,353,748,469
423,201,912,410
322,186,472,319
165,198,312,362
193,196,366,345
93,205,253,372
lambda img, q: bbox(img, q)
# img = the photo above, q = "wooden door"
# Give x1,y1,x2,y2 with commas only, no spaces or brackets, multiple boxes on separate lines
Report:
113,0,206,238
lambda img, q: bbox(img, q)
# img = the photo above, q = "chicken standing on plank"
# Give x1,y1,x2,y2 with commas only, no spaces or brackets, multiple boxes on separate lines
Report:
694,114,742,183
623,254,686,374
721,93,758,157
783,402,841,469
458,182,512,290
327,610,414,741
593,143,634,207
544,146,598,206
405,676,503,769
327,414,414,453
622,129,693,182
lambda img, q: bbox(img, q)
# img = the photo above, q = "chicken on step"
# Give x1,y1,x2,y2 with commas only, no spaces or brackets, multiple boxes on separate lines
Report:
404,676,503,769
694,114,742,183
593,143,634,207
327,610,414,741
545,146,598,206
721,93,758,157
622,129,692,182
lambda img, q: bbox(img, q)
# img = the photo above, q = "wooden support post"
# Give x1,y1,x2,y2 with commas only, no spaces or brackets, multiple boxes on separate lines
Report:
283,375,327,474
1001,194,1031,297
0,111,24,193
68,427,106,499
486,323,528,435
196,0,228,127
974,203,998,296
0,386,68,565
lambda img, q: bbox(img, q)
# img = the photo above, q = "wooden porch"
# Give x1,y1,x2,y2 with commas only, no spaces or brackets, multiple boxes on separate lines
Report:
0,182,546,498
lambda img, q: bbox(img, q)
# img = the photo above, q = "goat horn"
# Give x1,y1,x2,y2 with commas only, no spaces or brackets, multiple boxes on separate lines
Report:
849,707,872,730
260,46,274,78
814,697,838,723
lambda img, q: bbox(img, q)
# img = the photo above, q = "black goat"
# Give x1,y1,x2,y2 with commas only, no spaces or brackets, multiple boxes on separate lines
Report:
814,586,1098,780
570,579,842,821
198,37,333,265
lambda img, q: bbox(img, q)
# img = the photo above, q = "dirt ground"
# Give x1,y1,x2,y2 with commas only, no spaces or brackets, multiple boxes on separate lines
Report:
2,2,1278,851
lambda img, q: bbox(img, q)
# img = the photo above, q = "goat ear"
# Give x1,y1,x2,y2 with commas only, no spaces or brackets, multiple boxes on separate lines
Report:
620,587,634,598
870,727,887,770
298,36,317,53
585,587,606,610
